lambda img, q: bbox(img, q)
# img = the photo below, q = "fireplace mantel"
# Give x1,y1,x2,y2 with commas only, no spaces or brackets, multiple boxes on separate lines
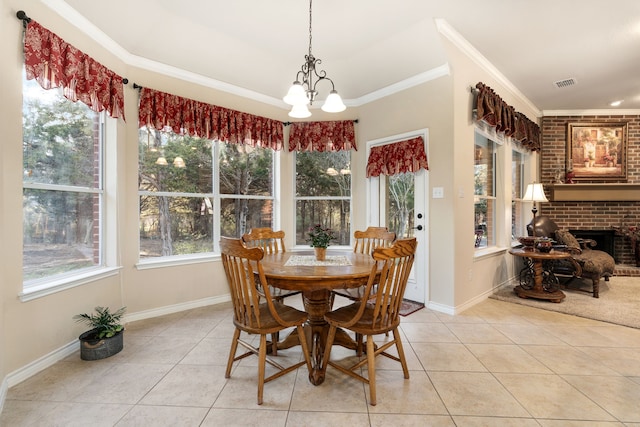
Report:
549,183,640,202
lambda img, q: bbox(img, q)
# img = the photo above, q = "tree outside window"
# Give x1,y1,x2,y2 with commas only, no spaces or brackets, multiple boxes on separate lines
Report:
295,151,351,246
138,129,275,258
22,77,103,282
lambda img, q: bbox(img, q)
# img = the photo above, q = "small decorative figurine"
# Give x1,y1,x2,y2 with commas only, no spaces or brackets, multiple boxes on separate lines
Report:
565,169,575,184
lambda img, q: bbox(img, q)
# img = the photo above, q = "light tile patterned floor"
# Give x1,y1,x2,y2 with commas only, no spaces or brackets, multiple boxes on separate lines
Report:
2,295,640,426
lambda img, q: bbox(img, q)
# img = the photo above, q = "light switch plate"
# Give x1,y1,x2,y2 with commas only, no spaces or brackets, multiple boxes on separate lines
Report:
432,187,444,198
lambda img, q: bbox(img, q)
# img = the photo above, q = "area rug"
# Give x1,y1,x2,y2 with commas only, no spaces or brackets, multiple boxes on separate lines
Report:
399,299,425,317
490,276,640,329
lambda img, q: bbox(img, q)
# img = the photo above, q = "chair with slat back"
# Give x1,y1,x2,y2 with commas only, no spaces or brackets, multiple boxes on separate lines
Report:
242,228,301,302
331,227,396,302
321,238,417,406
220,237,312,405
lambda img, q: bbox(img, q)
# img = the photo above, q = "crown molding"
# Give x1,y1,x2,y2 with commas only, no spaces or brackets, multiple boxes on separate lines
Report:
351,64,451,106
435,18,542,118
542,109,640,117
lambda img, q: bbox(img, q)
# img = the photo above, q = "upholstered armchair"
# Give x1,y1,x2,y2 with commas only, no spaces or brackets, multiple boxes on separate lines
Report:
527,216,615,298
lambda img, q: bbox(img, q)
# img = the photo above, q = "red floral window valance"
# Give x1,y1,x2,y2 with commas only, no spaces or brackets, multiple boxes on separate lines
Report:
23,20,126,120
474,82,540,151
288,120,356,152
366,136,429,178
138,87,284,150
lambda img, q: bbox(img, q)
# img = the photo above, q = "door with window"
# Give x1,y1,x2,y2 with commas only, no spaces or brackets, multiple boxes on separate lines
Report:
366,130,429,304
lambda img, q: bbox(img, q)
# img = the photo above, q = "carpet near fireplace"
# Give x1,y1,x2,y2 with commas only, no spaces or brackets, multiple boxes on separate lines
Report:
490,276,640,329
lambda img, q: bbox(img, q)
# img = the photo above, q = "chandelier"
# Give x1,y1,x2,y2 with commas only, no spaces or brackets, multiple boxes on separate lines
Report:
283,0,346,118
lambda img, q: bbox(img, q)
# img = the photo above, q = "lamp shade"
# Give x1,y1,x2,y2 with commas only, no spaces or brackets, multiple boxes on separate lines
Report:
283,82,309,106
522,183,548,203
288,103,311,118
321,90,346,113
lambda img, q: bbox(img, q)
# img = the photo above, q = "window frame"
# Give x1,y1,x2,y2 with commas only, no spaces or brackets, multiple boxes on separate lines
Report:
21,78,120,300
474,128,498,250
293,150,353,249
136,130,279,265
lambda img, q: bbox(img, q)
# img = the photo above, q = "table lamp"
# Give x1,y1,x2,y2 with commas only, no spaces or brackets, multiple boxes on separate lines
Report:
523,182,548,238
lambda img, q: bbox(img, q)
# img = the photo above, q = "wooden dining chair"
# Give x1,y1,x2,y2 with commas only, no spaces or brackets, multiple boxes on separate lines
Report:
321,237,417,406
331,227,395,302
220,237,312,405
242,227,301,303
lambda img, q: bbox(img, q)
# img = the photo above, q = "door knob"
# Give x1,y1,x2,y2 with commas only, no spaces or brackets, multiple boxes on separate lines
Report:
413,225,423,231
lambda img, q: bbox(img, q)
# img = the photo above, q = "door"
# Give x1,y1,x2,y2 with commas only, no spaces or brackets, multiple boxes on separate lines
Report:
366,130,429,304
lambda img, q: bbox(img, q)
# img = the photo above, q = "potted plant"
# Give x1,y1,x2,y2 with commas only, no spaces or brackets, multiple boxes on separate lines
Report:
73,306,126,360
306,224,336,260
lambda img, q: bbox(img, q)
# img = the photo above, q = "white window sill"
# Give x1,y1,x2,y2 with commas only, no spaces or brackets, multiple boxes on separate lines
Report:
20,267,122,302
136,253,220,270
474,246,507,261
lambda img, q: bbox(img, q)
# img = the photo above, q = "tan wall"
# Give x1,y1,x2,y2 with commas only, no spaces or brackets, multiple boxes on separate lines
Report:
356,78,457,307
0,0,545,392
441,33,542,308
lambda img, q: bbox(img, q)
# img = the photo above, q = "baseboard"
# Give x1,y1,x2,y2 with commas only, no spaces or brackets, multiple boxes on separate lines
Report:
6,339,79,389
0,377,7,415
427,277,514,316
2,294,231,402
123,295,230,324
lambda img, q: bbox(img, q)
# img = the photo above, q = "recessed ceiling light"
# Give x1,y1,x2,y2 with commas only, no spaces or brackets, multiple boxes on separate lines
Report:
610,100,623,107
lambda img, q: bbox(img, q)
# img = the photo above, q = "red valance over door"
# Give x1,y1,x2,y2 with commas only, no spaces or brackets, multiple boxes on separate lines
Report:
366,136,428,177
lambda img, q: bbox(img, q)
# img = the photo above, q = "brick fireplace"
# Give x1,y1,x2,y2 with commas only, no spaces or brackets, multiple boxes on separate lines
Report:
540,114,640,276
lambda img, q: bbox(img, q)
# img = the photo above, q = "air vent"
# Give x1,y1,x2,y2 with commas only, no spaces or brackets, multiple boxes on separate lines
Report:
554,78,576,88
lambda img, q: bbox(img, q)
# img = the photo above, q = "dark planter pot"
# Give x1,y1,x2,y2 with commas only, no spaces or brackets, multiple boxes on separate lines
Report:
79,328,124,361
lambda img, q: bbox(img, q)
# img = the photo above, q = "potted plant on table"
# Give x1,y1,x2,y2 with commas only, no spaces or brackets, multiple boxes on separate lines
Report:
307,224,336,261
73,306,126,360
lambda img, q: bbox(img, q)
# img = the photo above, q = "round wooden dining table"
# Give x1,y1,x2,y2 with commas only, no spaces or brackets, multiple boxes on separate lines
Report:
260,250,378,385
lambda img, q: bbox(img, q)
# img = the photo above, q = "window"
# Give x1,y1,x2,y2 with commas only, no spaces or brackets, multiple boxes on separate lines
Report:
474,131,496,248
511,149,526,242
22,77,104,283
138,129,276,259
295,151,351,246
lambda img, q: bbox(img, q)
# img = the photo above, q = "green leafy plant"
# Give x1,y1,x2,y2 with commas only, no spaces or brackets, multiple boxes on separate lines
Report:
73,306,126,339
306,224,336,248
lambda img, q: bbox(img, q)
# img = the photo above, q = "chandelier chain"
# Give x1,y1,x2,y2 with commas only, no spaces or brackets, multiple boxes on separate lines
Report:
308,0,313,57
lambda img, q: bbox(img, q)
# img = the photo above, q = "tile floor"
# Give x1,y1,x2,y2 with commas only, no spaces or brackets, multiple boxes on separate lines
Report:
2,295,640,426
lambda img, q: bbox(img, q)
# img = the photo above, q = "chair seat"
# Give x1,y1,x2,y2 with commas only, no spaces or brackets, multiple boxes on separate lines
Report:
234,302,308,335
325,302,398,336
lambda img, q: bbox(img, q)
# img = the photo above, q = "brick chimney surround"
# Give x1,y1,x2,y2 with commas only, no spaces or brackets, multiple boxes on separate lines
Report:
540,115,640,276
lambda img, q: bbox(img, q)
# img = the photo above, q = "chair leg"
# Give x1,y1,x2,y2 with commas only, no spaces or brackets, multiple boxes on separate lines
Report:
366,335,376,406
271,333,279,355
225,328,241,378
257,334,267,405
321,325,338,372
393,328,410,379
592,277,600,298
296,324,313,373
355,333,363,356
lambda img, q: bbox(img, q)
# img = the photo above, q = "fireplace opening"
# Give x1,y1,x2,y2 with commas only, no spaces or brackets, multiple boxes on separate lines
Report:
569,229,615,258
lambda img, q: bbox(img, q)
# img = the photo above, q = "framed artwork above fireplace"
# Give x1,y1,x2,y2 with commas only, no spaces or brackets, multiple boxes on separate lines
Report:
566,122,628,182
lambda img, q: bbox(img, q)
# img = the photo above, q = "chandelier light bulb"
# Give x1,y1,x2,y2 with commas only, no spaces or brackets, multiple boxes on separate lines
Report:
321,90,346,113
283,82,309,106
289,103,312,118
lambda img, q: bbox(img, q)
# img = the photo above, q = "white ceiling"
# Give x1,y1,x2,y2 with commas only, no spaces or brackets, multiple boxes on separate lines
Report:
54,0,640,113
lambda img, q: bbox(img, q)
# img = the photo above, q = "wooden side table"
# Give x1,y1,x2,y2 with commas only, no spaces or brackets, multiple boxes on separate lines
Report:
509,248,569,303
